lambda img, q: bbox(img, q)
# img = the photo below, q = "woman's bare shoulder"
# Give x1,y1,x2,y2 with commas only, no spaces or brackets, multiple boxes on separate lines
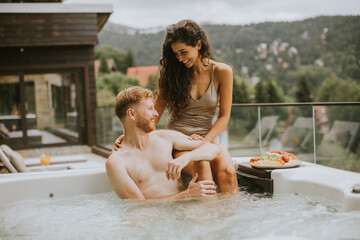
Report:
212,60,233,74
212,60,233,84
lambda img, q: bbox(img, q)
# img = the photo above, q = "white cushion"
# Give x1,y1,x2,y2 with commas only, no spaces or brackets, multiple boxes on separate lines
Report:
0,123,10,139
0,149,18,173
1,145,29,173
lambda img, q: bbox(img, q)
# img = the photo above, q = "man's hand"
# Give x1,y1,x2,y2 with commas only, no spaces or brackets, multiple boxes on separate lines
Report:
110,135,125,154
166,156,190,181
186,173,217,198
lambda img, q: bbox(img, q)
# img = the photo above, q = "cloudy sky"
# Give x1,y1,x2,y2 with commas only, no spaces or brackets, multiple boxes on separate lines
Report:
64,0,360,29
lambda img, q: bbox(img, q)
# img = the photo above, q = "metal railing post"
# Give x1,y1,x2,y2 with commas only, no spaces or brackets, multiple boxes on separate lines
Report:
258,106,262,154
312,105,317,164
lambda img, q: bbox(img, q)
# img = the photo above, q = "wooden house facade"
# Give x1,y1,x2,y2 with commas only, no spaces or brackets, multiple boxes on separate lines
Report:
0,3,112,149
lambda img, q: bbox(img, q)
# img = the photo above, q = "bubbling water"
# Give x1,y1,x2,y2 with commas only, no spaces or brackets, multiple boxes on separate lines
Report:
0,191,359,240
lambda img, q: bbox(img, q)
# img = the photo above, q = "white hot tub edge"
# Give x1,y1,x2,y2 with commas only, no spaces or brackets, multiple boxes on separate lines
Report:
1,160,360,212
0,169,112,203
271,161,360,211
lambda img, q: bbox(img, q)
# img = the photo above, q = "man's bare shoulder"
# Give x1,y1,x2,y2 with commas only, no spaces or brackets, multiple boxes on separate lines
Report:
153,129,184,139
106,147,130,169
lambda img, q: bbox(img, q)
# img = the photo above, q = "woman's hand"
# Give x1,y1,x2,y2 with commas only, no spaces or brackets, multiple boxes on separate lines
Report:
188,134,206,141
110,135,124,154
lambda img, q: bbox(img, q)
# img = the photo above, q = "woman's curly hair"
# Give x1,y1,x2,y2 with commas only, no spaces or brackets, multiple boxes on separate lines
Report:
158,20,211,118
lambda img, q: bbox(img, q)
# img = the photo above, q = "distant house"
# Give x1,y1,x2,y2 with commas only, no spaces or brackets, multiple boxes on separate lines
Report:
250,73,260,87
0,3,112,149
126,66,160,85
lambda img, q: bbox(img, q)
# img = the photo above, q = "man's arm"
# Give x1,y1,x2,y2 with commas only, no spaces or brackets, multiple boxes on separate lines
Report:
158,130,220,180
106,155,146,200
158,129,220,155
153,174,216,201
106,156,216,200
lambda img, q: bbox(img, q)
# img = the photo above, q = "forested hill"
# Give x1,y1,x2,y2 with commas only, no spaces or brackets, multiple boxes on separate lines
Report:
98,15,360,95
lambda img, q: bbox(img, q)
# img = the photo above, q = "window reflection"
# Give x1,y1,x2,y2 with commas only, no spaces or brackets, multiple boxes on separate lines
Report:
0,75,23,148
25,73,79,145
0,72,81,148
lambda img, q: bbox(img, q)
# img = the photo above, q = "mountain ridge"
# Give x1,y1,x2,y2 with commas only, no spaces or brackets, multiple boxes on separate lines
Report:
98,15,360,94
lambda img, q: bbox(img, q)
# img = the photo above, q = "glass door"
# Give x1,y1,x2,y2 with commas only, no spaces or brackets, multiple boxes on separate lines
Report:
25,72,81,146
0,70,83,149
0,75,24,148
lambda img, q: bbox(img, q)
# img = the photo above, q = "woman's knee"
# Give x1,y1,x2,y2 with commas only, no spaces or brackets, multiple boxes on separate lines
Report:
219,166,237,182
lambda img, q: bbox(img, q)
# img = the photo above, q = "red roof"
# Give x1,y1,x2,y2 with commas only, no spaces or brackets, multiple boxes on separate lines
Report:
126,66,159,85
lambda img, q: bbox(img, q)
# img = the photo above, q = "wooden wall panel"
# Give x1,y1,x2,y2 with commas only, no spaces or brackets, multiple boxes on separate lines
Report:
0,13,98,47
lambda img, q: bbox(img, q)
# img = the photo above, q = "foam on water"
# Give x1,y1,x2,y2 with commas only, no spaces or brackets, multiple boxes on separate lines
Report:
0,191,359,240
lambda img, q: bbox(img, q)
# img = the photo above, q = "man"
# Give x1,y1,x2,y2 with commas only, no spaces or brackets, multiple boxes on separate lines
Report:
106,86,220,200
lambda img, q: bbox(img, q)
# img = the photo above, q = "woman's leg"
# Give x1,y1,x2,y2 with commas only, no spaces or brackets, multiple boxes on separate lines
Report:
209,141,239,193
173,150,213,181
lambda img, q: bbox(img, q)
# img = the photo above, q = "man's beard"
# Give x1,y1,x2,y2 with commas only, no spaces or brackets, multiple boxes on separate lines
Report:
136,115,155,133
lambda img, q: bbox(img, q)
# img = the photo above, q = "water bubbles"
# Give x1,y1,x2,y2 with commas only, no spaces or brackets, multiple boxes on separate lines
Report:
0,192,358,240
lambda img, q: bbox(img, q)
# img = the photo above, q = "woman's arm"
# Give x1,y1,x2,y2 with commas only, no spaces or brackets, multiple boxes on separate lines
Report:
154,92,166,125
204,63,233,142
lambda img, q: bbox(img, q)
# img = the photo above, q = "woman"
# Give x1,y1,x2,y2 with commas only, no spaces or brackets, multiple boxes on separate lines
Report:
116,20,238,193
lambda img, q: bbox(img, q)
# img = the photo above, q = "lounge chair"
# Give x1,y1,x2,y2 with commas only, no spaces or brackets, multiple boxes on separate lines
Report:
241,115,279,147
281,117,313,151
0,144,87,173
228,115,279,156
318,120,360,158
322,120,360,149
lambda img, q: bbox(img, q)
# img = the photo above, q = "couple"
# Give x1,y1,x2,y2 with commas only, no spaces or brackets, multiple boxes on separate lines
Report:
106,19,238,200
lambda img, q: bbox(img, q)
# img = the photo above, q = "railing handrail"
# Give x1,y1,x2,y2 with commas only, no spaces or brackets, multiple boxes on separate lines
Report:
96,102,360,109
232,102,360,107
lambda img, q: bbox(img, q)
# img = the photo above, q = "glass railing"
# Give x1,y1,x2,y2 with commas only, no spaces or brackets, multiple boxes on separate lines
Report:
96,102,360,173
96,107,123,150
228,102,360,173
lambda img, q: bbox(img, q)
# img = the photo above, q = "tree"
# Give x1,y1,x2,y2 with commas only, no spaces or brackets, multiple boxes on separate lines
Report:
99,56,109,74
295,75,312,102
146,73,158,93
267,79,283,103
95,45,128,74
233,75,251,103
317,77,360,103
123,48,136,72
96,72,139,97
254,79,268,103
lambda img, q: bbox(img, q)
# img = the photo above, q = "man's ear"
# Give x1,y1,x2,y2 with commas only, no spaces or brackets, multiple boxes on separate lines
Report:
127,108,136,120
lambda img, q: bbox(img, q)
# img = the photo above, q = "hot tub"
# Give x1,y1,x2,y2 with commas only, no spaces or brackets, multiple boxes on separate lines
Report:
1,159,359,211
0,161,359,239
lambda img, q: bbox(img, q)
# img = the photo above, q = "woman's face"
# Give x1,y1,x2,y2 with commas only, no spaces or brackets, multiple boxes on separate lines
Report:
171,40,201,68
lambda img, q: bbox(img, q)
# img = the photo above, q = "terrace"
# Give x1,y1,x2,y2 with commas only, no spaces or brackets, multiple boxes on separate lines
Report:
0,3,359,239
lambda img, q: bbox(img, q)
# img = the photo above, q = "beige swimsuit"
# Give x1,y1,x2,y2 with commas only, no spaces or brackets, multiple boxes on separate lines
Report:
166,64,219,136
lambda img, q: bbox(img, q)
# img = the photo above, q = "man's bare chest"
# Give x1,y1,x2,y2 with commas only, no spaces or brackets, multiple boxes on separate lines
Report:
126,141,173,183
